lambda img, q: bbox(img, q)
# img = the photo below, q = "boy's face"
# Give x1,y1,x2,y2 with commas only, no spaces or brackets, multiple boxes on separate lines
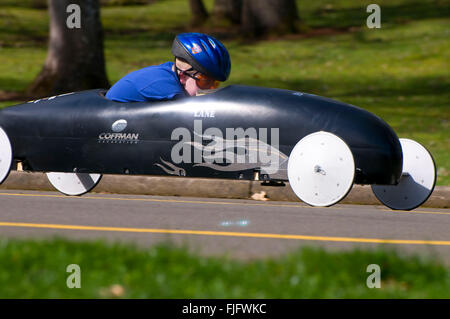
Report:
174,59,201,96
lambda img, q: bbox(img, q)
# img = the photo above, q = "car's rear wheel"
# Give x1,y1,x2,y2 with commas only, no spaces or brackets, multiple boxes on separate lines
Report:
372,138,436,210
0,126,12,185
287,131,355,207
46,172,102,196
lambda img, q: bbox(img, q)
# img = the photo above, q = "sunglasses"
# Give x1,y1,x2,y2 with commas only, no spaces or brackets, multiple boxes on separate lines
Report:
174,61,220,90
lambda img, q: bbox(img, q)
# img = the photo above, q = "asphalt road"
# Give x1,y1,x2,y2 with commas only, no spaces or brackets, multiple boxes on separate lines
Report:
0,190,449,262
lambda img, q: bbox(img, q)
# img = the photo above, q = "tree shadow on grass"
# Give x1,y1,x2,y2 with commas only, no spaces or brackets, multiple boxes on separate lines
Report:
0,77,44,102
105,31,181,49
308,1,450,29
0,77,31,94
334,76,449,100
234,74,450,105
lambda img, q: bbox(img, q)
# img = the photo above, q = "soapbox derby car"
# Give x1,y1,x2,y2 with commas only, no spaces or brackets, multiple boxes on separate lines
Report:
0,85,436,210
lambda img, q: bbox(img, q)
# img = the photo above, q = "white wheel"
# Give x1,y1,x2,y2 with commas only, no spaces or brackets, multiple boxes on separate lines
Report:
288,131,355,207
47,172,102,196
0,126,13,185
372,138,436,210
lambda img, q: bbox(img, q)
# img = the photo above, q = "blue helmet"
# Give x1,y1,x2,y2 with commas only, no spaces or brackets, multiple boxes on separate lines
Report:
172,33,231,82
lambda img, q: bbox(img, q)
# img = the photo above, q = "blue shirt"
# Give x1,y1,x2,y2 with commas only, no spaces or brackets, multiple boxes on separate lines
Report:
106,62,186,102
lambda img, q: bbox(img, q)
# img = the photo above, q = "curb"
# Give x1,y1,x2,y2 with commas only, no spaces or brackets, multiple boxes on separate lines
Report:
1,171,449,208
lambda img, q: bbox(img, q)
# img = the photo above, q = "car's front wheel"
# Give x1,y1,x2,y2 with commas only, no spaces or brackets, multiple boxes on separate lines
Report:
0,126,13,185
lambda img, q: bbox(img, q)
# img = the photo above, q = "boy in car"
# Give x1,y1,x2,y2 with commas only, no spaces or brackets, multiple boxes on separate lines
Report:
106,32,231,102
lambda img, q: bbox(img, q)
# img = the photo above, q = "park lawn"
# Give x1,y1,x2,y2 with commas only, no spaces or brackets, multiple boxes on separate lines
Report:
0,238,449,298
0,0,448,184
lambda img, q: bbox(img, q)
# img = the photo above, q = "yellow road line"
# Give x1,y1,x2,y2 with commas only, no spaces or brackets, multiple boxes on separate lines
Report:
0,221,449,246
0,191,448,215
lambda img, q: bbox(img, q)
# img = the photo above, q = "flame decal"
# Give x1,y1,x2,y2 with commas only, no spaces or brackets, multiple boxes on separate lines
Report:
154,157,186,176
186,131,288,175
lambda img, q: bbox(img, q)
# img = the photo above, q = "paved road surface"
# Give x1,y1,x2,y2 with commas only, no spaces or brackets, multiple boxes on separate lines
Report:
0,190,449,262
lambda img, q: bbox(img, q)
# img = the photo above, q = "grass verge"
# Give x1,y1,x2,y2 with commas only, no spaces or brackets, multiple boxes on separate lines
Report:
0,238,449,298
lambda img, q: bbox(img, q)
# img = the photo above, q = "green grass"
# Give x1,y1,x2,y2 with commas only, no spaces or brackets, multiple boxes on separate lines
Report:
0,0,448,184
0,238,449,298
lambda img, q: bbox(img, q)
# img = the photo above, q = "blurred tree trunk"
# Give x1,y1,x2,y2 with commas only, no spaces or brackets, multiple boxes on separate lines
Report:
28,0,109,98
31,0,48,9
241,0,299,36
213,0,242,25
189,0,209,26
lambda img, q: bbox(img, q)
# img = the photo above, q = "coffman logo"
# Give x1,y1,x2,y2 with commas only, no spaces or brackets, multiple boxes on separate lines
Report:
98,119,139,144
